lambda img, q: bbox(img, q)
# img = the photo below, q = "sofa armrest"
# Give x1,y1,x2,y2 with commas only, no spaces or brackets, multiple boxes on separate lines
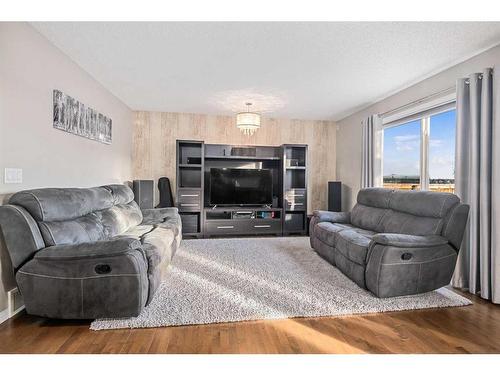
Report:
365,239,457,298
35,238,142,261
312,210,350,224
141,207,179,225
371,233,448,248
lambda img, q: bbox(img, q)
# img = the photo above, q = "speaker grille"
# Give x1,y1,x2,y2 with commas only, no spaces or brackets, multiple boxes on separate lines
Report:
133,180,154,209
328,181,342,212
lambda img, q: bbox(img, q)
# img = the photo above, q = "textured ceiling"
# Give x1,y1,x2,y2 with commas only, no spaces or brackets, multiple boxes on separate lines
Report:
32,22,500,120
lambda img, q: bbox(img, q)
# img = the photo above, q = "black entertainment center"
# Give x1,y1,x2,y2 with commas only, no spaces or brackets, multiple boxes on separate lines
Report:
176,140,308,238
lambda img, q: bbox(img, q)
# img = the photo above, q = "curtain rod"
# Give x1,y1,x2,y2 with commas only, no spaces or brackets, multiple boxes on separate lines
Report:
378,86,455,118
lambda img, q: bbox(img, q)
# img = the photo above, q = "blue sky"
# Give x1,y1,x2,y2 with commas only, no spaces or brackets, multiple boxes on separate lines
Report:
383,109,456,179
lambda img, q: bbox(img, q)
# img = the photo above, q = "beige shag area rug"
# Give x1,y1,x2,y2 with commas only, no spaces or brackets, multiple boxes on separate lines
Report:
91,237,471,330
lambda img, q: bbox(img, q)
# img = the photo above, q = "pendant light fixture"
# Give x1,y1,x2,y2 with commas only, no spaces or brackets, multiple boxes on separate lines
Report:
236,102,261,136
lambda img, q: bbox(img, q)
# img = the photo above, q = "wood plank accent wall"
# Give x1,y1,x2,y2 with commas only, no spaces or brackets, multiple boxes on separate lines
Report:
132,111,337,213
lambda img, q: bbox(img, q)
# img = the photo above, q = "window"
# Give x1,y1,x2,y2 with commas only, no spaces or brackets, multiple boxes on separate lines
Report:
383,119,421,190
382,108,456,193
429,110,456,193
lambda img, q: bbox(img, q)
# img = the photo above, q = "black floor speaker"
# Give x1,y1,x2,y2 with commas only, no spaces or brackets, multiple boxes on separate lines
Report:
328,181,342,212
133,180,154,209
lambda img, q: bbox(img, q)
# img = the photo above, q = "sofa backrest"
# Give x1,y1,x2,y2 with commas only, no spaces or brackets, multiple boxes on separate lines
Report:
7,184,142,248
351,188,460,236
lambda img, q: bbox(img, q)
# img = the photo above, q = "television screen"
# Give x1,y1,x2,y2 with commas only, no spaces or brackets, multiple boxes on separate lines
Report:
209,168,273,206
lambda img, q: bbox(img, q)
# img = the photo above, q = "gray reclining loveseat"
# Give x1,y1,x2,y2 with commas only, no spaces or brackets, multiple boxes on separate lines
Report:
310,188,469,298
0,184,181,319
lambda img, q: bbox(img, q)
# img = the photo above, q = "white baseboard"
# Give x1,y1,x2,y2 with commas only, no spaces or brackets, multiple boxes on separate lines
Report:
0,288,26,325
0,308,9,325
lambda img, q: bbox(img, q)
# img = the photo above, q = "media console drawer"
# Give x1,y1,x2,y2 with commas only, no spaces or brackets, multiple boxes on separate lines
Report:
250,220,281,234
177,188,202,211
205,219,281,236
205,220,243,235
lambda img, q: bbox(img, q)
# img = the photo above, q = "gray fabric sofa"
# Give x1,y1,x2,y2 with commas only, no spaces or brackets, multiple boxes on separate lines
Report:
0,184,181,319
310,188,469,298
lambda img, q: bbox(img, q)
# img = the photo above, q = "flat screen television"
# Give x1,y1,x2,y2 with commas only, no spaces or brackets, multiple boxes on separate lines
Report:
209,168,273,206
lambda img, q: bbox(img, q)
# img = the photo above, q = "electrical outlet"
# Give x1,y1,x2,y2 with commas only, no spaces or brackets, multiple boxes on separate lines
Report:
7,288,24,317
4,168,23,184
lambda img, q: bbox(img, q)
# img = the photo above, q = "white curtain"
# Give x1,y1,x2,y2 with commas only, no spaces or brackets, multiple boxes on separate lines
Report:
361,115,379,188
452,67,499,304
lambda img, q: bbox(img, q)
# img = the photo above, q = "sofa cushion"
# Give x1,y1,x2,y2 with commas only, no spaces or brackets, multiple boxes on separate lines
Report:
315,222,354,246
142,227,175,261
350,227,376,238
350,204,389,231
388,190,459,218
336,229,372,265
100,201,143,237
121,224,154,238
379,210,443,235
121,225,175,262
102,184,135,205
356,188,392,208
39,212,107,246
9,187,113,221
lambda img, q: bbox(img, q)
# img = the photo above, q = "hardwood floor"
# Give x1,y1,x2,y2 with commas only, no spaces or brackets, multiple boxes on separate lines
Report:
0,289,499,354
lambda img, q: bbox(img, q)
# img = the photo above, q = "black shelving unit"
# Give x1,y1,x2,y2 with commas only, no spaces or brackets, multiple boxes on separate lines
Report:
176,141,308,237
176,140,204,237
282,144,308,235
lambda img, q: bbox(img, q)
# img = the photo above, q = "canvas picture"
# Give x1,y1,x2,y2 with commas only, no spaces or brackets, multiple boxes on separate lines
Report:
53,89,112,144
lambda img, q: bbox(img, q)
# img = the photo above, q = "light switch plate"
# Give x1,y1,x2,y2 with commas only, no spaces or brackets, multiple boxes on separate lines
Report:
4,168,23,184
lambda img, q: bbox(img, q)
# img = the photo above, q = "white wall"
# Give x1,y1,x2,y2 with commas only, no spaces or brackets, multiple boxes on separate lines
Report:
336,44,500,210
0,23,133,316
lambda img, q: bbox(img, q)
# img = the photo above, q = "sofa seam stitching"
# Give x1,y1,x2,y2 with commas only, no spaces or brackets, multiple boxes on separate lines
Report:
23,192,45,221
17,271,141,280
375,209,390,232
417,264,422,294
75,220,93,242
438,195,452,218
130,252,145,309
441,202,460,236
315,235,334,247
39,222,57,246
399,215,412,233
335,244,366,267
376,247,383,297
381,253,455,266
9,205,43,250
35,248,139,260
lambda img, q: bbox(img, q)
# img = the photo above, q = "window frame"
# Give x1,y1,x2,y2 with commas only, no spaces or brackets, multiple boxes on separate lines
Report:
381,103,456,191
